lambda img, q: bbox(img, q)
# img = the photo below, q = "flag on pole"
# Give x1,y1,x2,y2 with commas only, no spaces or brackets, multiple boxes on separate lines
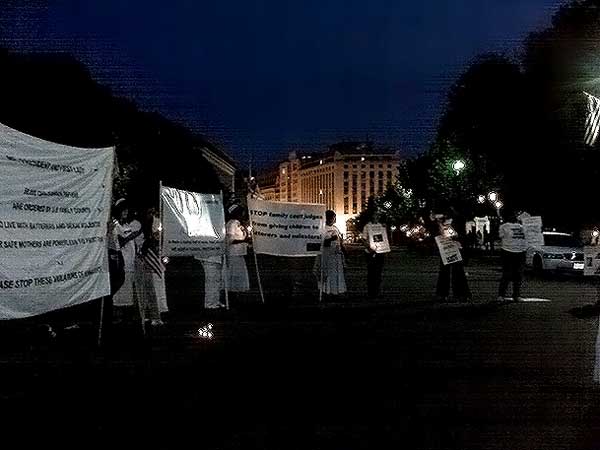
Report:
584,91,600,146
144,247,165,278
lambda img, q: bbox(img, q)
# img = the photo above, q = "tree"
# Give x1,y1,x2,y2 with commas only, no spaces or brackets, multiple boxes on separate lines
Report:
0,49,225,210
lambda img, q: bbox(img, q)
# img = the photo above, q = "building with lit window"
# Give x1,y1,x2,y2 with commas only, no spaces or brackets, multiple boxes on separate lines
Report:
256,142,401,235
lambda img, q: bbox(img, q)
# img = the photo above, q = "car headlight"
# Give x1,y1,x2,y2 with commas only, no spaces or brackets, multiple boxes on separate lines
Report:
543,253,564,259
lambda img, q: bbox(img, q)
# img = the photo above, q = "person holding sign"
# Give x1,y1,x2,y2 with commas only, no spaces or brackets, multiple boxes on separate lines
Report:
318,210,347,298
361,209,390,299
226,205,251,293
433,213,471,303
498,210,527,302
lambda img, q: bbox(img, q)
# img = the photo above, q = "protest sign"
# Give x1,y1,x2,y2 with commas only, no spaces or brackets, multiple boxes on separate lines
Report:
0,122,113,319
522,216,544,248
584,246,600,276
364,223,391,254
248,197,325,257
435,236,463,265
161,186,225,258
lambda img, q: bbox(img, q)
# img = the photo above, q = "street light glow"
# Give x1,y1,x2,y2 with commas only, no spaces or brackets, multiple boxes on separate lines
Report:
477,195,485,204
452,160,465,174
488,192,497,202
494,201,503,209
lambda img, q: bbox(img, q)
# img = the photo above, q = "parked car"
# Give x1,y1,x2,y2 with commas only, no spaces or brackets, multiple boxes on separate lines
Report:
526,231,584,274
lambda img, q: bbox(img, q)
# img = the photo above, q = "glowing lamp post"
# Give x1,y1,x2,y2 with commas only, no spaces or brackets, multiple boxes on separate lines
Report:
477,195,486,204
452,160,465,175
488,191,498,202
494,200,503,216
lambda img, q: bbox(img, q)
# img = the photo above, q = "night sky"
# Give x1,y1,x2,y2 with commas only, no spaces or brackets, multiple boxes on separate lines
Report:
1,0,565,167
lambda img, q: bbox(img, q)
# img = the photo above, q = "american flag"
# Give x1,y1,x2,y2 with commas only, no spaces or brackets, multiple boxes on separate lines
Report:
144,247,165,278
584,91,600,146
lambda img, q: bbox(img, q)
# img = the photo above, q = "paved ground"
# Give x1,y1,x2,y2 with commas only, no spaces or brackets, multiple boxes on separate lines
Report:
2,245,600,449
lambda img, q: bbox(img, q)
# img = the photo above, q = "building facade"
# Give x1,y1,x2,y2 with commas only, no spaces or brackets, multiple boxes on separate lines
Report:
257,142,401,235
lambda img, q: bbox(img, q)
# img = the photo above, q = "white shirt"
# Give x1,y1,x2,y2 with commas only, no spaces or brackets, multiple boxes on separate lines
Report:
499,222,527,253
226,219,248,256
119,219,143,270
361,222,391,254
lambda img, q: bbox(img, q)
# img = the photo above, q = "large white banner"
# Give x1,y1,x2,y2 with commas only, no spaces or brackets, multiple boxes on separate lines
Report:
161,186,225,258
0,122,113,319
248,198,325,257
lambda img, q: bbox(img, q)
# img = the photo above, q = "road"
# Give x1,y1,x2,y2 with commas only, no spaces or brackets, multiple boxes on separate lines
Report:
1,246,600,449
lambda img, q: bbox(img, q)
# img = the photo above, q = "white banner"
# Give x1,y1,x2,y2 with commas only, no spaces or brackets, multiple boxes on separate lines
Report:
0,122,113,319
585,246,600,276
248,197,325,257
522,216,544,248
435,236,463,265
161,186,225,258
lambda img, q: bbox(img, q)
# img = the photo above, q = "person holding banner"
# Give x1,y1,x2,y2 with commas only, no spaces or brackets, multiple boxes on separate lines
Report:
226,205,250,293
498,210,527,302
197,255,226,309
361,210,390,299
112,199,144,312
136,208,169,326
318,210,347,298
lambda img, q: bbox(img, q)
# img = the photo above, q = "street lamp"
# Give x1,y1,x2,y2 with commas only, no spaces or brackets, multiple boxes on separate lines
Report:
488,191,498,202
452,160,465,175
477,195,485,204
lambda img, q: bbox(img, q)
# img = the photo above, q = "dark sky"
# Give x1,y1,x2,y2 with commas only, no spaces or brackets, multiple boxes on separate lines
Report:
1,0,565,167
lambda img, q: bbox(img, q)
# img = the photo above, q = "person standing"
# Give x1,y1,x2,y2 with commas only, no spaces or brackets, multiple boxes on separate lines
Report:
197,255,226,309
361,211,390,299
498,210,527,302
136,207,169,326
433,213,472,302
225,205,250,295
112,199,144,312
318,210,347,299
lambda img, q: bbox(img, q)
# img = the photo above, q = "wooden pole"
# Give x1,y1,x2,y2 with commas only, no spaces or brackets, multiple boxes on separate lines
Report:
247,195,266,304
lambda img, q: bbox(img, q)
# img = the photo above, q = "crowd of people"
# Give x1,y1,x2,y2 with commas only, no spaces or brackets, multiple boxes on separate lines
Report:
101,193,532,341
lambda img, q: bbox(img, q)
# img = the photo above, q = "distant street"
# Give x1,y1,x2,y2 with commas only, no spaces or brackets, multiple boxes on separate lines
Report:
2,246,600,449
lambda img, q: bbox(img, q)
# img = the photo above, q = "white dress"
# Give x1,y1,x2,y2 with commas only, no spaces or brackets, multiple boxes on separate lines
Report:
113,220,143,307
226,219,250,292
319,225,347,295
196,255,225,309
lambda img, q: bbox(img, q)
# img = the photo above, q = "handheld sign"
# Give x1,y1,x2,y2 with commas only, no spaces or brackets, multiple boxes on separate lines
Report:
522,216,544,248
435,235,462,265
365,223,390,254
584,246,600,276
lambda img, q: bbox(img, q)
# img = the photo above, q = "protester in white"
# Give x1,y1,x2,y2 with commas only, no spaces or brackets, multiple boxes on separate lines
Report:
196,255,226,309
318,210,347,297
112,199,144,308
225,205,250,292
136,208,169,326
498,210,528,302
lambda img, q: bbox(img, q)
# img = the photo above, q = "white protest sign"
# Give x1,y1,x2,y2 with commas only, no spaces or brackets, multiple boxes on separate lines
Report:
248,197,325,257
435,236,463,265
584,246,600,276
161,186,225,258
364,223,391,254
522,216,544,248
0,122,113,319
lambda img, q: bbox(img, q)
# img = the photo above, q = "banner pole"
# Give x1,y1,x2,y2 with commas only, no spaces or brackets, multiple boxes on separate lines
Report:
158,180,163,258
319,250,324,303
98,147,117,348
97,297,105,347
247,196,266,304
